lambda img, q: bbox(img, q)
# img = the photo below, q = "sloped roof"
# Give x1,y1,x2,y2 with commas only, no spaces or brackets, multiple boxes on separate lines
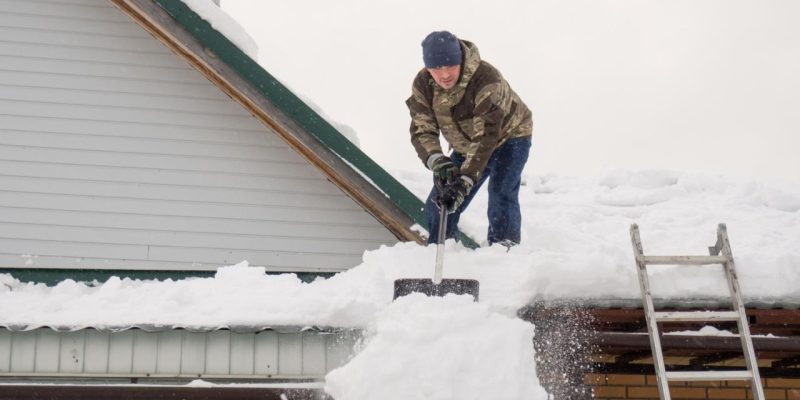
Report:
109,0,477,247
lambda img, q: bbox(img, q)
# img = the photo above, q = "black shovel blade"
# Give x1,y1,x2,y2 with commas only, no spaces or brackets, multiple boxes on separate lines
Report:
393,278,479,301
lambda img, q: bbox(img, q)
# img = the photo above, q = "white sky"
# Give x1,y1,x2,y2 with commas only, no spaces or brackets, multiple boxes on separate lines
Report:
221,0,800,188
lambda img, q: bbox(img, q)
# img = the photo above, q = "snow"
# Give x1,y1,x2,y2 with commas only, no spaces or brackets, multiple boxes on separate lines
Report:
1,169,798,399
179,0,258,59
665,326,736,337
666,326,777,338
324,294,547,400
177,1,361,147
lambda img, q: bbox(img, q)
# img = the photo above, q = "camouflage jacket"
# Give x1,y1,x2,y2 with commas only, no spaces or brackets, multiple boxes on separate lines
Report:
406,40,533,182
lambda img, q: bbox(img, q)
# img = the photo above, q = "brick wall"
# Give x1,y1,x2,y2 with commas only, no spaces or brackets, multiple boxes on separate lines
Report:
585,373,800,399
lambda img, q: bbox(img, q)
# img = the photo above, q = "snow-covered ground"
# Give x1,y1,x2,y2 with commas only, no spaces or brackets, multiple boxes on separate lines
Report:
2,169,798,399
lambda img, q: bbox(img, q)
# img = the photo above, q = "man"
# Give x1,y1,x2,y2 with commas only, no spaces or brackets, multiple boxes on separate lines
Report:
406,31,533,247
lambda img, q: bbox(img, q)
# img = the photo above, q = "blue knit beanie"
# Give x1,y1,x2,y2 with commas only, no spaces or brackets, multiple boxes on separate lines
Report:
421,31,462,68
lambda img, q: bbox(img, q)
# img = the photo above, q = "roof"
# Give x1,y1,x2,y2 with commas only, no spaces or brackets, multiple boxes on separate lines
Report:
109,0,478,248
521,301,800,378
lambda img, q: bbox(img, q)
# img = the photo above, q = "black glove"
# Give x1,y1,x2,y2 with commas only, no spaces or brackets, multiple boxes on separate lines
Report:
437,176,474,213
430,155,459,185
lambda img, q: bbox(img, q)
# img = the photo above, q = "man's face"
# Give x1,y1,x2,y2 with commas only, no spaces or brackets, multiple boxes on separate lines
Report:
427,65,461,90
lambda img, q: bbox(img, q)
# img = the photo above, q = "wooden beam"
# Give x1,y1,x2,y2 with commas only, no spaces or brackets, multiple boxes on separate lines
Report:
522,305,800,336
596,332,800,354
590,362,800,378
688,351,743,367
772,356,800,368
614,350,652,364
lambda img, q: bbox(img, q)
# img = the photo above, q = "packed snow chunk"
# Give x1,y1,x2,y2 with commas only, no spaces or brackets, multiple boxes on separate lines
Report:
180,0,259,59
324,294,548,400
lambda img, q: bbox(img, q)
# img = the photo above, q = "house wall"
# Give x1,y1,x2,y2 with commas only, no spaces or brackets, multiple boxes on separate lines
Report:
0,327,359,380
0,0,398,273
587,373,800,399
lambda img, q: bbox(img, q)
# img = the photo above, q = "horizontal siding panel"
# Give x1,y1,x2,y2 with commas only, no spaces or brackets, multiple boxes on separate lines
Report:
0,253,347,272
0,115,280,146
0,25,169,54
0,206,388,238
0,159,324,194
0,84,247,115
0,99,261,130
0,253,218,271
148,246,359,270
0,55,207,84
0,40,186,69
0,240,361,270
0,9,149,37
0,175,359,210
0,160,335,194
0,69,227,100
0,222,384,255
0,144,312,177
0,190,380,227
30,0,113,7
0,131,287,162
0,238,148,260
0,0,131,23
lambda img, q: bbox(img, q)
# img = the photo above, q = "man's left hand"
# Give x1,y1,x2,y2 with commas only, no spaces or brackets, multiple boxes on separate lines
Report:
438,176,474,213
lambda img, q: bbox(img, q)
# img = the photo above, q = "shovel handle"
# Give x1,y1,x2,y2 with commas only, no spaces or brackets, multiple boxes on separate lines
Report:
433,180,448,284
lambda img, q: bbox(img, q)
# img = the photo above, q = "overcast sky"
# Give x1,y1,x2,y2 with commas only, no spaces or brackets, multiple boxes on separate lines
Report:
221,0,799,187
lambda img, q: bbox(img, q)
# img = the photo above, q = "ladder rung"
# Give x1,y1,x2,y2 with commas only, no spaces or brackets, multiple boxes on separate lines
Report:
654,311,740,322
643,255,728,265
666,370,753,382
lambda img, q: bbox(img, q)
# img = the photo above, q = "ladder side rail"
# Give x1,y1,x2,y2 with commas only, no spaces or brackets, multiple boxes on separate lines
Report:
630,224,672,400
717,224,765,400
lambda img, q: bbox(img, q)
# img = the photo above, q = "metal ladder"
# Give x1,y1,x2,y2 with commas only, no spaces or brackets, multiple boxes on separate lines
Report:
630,223,764,400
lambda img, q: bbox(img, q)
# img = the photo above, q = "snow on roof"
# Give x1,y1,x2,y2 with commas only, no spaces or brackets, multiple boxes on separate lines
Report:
179,0,258,59
2,169,798,330
2,169,796,399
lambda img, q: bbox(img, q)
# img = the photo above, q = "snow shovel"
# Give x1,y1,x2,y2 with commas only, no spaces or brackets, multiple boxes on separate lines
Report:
393,180,480,301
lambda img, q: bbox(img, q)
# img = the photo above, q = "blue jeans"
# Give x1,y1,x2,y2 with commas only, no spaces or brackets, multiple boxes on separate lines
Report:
426,137,532,245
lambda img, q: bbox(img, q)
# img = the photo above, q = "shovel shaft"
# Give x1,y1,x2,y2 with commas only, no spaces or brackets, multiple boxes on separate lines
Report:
433,194,447,284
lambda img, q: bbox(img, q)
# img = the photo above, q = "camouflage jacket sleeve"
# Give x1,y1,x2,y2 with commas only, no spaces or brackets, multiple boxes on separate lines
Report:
458,79,506,182
405,72,443,167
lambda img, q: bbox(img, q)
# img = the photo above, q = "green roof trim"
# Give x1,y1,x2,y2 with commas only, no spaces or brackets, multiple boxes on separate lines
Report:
152,0,477,248
0,269,332,286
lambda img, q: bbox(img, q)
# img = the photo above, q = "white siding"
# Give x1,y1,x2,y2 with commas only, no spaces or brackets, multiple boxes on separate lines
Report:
0,0,398,272
0,327,360,379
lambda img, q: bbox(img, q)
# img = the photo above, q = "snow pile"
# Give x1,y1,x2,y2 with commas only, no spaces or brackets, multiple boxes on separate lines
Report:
1,170,798,329
0,170,798,398
324,294,547,400
180,0,259,59
0,262,382,329
397,168,800,302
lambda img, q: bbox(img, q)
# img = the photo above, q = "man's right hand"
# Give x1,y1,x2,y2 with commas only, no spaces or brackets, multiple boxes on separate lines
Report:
438,176,473,213
430,155,459,184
